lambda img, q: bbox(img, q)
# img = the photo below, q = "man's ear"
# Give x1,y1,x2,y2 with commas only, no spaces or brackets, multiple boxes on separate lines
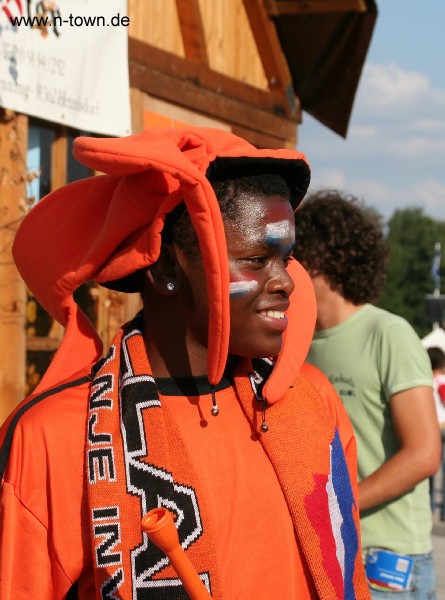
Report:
145,244,180,296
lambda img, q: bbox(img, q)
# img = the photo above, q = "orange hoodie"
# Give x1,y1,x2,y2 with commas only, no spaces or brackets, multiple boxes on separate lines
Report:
1,127,369,599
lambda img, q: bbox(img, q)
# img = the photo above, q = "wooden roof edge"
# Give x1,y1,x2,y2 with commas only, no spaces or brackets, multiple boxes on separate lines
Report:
265,0,368,15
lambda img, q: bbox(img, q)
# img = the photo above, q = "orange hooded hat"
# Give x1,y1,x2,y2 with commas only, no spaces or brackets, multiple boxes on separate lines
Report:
12,126,315,403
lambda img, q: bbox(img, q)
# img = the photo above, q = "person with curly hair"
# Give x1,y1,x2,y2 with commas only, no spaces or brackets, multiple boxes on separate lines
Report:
294,190,441,600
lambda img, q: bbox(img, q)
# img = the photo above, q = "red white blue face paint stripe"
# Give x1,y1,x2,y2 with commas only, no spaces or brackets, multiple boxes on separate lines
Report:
265,220,293,244
229,280,259,296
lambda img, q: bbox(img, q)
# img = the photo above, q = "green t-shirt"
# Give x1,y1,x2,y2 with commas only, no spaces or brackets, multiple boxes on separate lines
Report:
308,304,434,554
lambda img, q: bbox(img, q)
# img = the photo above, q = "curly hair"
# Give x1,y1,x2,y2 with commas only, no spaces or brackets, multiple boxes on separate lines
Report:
293,190,388,304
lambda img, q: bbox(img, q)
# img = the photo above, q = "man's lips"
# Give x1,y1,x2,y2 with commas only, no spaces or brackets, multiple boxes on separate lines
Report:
258,309,286,320
256,306,289,332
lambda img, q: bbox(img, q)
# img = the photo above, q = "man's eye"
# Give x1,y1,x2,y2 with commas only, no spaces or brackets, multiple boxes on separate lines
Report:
247,256,267,265
284,255,294,267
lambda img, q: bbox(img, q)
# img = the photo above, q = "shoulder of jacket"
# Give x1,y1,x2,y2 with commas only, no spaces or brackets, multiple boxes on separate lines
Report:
291,362,346,427
297,362,334,394
0,369,92,481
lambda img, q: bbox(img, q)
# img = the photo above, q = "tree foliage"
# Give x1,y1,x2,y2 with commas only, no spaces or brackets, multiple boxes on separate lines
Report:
376,207,445,337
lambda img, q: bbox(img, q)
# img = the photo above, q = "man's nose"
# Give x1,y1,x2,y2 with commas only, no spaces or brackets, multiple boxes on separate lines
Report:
266,263,295,296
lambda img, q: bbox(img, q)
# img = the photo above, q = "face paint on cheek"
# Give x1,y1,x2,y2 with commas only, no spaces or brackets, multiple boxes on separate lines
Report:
229,280,259,297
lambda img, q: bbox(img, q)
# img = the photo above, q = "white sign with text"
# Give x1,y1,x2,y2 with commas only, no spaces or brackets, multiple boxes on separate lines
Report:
0,0,131,136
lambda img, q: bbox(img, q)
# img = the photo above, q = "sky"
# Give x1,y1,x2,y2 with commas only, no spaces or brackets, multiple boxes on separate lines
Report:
298,1,445,223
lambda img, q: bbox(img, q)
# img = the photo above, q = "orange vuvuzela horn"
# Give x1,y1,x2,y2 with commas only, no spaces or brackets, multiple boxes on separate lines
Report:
141,507,212,600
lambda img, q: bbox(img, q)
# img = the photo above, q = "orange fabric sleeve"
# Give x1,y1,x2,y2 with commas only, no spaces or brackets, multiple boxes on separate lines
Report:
0,378,93,599
0,482,73,599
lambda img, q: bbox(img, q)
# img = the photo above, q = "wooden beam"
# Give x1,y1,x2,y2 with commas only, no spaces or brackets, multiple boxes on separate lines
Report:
27,336,60,352
129,59,297,144
50,124,67,191
265,0,367,15
232,124,296,149
129,38,300,147
175,0,209,64
0,110,28,423
130,87,145,133
242,0,296,112
129,38,297,120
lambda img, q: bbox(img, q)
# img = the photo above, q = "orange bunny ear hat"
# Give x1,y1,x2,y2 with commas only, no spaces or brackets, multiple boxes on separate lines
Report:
12,127,315,401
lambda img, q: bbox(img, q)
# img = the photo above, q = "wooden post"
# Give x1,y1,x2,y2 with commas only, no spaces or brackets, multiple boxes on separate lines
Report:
0,110,28,424
46,125,68,344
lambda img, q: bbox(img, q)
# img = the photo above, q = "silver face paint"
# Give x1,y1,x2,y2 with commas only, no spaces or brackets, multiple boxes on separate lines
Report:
229,280,259,296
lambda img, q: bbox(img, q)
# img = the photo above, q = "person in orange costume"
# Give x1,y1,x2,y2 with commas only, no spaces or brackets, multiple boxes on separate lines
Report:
0,127,370,600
